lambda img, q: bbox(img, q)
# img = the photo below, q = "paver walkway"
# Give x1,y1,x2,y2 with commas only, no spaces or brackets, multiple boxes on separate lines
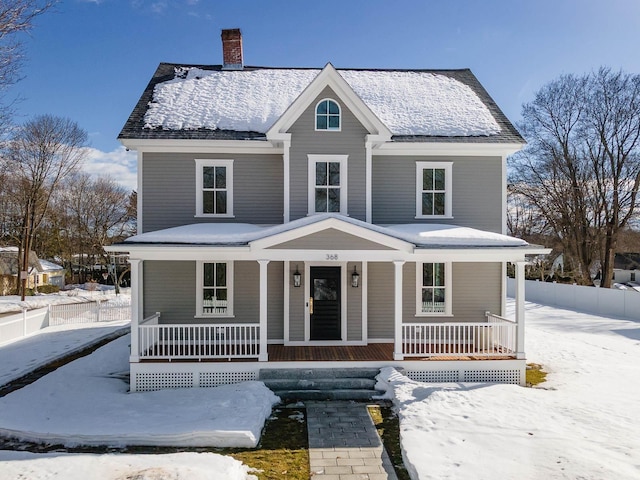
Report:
306,401,398,480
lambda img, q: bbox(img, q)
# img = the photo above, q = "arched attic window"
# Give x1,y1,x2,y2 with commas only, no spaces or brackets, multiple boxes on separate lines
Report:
315,99,341,131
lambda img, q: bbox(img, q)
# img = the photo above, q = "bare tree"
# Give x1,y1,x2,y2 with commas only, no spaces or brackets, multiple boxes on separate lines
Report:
510,69,640,287
0,1,56,133
58,172,136,290
4,114,87,298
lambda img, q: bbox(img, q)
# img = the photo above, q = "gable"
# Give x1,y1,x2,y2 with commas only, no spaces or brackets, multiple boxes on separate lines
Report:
266,228,394,250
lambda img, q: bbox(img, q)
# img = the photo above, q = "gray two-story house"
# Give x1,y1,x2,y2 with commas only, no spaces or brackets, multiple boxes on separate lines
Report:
109,29,548,393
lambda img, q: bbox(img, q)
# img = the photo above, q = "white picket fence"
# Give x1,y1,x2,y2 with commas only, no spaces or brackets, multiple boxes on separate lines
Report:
0,298,131,345
48,301,131,326
507,278,640,320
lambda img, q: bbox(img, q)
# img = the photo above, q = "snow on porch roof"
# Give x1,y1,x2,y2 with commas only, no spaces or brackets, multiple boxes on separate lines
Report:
124,214,529,248
142,67,501,137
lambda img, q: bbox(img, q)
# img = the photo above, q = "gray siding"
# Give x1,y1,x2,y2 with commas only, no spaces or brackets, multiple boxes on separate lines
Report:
367,262,395,339
144,261,196,321
270,228,393,250
372,156,503,232
288,86,368,221
451,262,501,320
143,261,285,338
288,262,305,341
347,262,362,341
141,152,283,232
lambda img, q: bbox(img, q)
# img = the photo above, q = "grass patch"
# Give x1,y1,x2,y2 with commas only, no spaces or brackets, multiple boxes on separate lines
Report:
368,405,410,480
526,363,548,386
225,407,309,480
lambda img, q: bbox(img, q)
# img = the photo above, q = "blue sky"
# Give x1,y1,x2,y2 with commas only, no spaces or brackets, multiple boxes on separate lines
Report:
12,0,640,190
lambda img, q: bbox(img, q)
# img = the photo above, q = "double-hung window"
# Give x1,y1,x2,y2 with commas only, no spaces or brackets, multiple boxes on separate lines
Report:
315,99,341,131
308,154,348,215
195,159,234,217
417,262,452,315
197,261,233,317
416,162,452,218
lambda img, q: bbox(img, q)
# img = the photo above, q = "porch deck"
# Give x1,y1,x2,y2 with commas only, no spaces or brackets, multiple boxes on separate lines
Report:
140,343,515,363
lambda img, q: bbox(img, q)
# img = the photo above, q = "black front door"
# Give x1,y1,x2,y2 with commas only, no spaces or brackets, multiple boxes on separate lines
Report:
310,266,341,341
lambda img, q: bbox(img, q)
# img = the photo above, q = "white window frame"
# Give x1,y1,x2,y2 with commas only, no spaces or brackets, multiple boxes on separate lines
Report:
308,154,348,215
315,98,342,131
195,159,234,217
196,261,234,318
416,262,452,316
416,161,453,219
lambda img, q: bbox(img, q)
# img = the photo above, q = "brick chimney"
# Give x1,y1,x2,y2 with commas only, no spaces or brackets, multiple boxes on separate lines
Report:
221,28,243,70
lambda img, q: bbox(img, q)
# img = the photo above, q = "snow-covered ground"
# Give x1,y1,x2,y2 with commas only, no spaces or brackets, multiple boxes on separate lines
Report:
0,298,638,479
378,299,640,480
0,287,130,314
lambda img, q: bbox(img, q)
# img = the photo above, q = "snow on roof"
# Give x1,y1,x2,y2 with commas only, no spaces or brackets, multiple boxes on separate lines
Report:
143,67,501,137
39,259,64,272
125,214,528,248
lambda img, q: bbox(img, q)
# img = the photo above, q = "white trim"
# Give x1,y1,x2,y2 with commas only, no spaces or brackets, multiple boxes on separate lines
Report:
415,261,453,316
129,259,143,362
393,261,405,361
195,159,234,217
416,161,453,219
267,63,392,140
501,154,507,235
108,243,551,263
250,216,413,252
307,154,349,216
120,138,281,154
286,340,367,347
195,261,234,318
365,140,372,223
515,261,526,359
284,260,290,343
283,139,291,223
258,260,269,361
374,142,525,157
361,261,368,343
137,152,143,235
314,98,342,132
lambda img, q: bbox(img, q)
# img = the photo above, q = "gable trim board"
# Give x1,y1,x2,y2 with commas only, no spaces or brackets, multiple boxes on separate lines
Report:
267,63,392,141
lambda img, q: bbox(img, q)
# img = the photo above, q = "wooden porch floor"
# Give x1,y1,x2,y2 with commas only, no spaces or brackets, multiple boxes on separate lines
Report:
141,343,515,362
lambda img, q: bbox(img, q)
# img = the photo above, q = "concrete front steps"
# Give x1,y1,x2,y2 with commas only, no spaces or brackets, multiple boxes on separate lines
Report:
259,367,385,402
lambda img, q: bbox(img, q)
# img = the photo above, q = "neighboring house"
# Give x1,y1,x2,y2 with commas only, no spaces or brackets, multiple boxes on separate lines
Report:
38,259,66,288
0,247,44,294
108,29,549,392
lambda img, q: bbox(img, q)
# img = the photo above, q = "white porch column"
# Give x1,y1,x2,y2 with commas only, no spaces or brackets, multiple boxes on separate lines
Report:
365,140,372,223
283,139,291,223
129,259,143,362
258,260,270,361
515,261,527,359
393,260,405,360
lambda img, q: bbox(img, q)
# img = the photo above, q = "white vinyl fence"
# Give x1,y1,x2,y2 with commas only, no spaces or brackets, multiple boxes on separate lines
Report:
507,278,640,321
0,298,131,345
48,300,131,326
0,307,49,345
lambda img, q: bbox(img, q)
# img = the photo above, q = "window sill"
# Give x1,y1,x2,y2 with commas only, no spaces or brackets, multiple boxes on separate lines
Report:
194,314,236,319
414,313,454,318
415,215,454,220
194,214,235,219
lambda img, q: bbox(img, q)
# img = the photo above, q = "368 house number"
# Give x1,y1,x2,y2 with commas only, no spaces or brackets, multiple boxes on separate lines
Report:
325,253,339,260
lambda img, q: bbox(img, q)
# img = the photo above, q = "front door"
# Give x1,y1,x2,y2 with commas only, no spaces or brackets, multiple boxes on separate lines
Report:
310,266,341,341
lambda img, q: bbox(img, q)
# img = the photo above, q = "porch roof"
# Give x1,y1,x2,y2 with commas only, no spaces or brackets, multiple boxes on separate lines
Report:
119,214,531,249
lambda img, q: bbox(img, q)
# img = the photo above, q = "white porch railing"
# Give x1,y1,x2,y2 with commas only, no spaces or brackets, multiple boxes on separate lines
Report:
138,320,261,360
402,314,517,358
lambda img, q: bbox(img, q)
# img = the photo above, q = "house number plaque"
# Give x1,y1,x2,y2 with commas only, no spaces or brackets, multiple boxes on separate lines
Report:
325,253,339,261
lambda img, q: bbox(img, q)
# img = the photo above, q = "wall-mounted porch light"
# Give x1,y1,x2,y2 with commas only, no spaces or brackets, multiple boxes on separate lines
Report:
351,265,360,288
293,265,301,287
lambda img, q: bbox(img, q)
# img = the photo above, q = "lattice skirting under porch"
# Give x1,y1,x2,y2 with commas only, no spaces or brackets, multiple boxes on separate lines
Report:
129,359,525,392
